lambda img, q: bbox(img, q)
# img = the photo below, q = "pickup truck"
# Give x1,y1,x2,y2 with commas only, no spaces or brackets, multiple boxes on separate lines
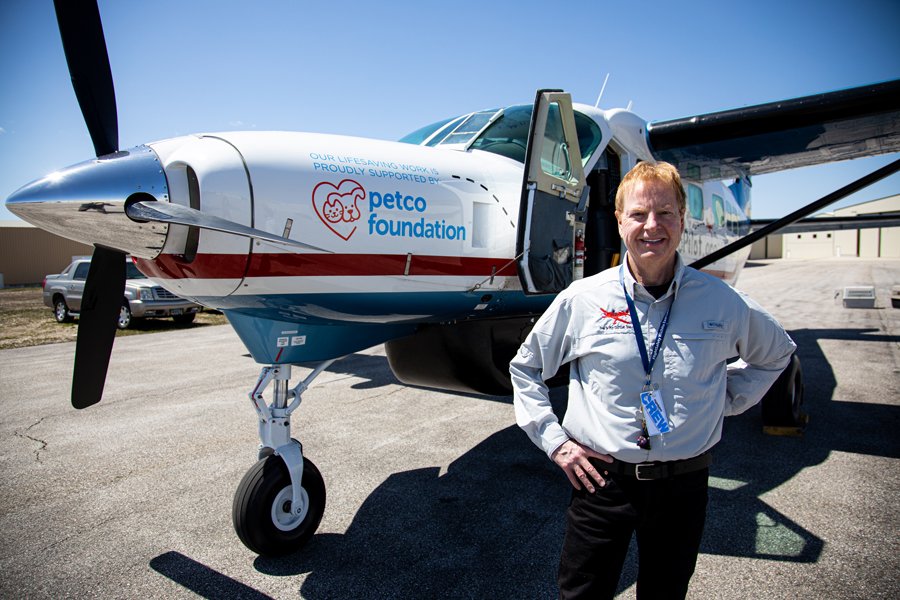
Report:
43,257,201,329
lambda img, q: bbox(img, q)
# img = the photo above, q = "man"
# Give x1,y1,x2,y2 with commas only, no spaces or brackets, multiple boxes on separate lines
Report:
510,161,795,599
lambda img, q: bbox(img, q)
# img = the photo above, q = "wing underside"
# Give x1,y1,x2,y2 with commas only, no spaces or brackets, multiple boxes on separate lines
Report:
647,79,900,181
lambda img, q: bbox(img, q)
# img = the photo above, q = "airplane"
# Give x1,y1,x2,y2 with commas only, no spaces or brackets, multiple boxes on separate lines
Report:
6,0,900,556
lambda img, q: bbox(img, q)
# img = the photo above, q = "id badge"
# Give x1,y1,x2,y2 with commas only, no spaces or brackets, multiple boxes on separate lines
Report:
640,384,671,436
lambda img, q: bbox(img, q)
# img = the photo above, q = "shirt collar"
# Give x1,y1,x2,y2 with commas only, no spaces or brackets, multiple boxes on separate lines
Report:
621,253,685,300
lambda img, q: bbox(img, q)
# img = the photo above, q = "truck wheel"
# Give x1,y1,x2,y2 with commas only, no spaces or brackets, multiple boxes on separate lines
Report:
173,313,196,325
117,303,132,330
53,297,72,323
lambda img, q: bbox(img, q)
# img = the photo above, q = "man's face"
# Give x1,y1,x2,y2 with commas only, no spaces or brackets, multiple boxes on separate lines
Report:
616,179,684,281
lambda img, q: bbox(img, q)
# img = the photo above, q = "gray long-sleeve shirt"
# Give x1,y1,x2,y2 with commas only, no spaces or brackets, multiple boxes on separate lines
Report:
510,255,796,463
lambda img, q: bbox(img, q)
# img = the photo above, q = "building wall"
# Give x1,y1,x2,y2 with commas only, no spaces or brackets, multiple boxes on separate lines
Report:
750,233,784,259
0,223,93,286
784,232,836,259
882,228,900,257
834,230,858,257
781,194,899,259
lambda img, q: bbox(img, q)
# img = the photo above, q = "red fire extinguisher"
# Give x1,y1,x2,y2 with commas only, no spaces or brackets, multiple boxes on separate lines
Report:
574,228,585,280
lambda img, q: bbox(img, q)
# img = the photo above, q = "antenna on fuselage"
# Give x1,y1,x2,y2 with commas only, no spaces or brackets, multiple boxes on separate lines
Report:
626,100,633,111
595,73,610,108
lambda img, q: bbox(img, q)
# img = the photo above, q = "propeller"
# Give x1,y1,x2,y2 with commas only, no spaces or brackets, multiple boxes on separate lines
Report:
71,246,126,409
54,0,118,158
54,0,126,408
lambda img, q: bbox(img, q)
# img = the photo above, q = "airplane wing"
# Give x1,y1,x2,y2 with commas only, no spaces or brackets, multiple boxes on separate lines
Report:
646,79,900,180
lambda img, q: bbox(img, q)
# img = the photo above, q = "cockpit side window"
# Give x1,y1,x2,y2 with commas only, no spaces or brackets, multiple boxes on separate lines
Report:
400,104,604,166
469,105,533,162
471,105,603,165
398,116,462,145
574,112,603,167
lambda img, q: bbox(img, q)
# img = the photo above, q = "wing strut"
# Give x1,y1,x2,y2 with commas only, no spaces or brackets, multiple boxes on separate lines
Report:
689,157,900,270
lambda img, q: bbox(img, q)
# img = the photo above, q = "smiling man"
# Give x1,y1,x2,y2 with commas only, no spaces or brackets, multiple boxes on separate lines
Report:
510,161,796,599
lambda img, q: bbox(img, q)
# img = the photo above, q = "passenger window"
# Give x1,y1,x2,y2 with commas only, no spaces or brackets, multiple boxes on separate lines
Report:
73,263,90,280
712,194,725,227
687,185,703,221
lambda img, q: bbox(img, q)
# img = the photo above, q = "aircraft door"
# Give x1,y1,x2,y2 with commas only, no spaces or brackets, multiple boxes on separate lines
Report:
516,90,587,294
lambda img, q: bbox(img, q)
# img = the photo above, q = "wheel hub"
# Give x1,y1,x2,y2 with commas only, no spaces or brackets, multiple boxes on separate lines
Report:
271,485,309,532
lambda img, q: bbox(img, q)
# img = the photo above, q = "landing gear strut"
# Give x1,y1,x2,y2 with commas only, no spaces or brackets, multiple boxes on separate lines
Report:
232,360,335,556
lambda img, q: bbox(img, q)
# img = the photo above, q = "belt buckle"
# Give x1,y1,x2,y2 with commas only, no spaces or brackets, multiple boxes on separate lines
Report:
634,463,655,480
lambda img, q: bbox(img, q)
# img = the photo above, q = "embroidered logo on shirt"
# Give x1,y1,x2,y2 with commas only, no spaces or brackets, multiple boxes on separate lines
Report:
598,307,632,332
703,320,725,331
600,308,630,325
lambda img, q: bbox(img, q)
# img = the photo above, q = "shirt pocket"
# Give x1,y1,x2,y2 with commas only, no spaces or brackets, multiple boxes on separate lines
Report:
665,331,728,385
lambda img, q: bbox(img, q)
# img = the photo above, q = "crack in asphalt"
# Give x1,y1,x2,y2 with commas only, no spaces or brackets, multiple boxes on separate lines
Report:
14,417,49,462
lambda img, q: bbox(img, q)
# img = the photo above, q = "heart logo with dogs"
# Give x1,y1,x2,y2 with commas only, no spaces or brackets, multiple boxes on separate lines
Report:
312,179,365,241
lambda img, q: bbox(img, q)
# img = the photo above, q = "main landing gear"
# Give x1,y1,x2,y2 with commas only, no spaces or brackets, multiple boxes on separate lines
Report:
761,353,807,436
232,360,335,556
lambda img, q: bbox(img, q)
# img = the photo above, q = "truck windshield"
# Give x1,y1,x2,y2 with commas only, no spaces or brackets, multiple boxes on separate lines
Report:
126,262,147,279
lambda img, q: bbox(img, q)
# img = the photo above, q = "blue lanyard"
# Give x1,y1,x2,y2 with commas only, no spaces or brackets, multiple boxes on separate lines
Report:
619,264,673,385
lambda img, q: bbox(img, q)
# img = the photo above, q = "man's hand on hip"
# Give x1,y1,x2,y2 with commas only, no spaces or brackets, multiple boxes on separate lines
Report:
551,439,613,493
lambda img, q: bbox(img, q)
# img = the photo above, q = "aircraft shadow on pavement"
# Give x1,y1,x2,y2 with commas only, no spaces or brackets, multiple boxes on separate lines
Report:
153,326,897,598
303,327,896,596
150,551,275,600
256,418,567,598
704,326,899,564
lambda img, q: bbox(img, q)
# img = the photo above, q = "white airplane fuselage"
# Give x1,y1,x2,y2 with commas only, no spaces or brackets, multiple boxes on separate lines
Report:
9,102,751,364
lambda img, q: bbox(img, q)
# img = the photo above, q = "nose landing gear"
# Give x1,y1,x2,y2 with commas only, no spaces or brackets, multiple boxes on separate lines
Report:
232,361,335,556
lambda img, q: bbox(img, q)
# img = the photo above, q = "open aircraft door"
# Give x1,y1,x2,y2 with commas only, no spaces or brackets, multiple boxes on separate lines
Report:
516,90,587,294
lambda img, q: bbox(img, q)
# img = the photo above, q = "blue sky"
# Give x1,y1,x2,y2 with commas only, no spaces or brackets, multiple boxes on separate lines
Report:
1,0,898,220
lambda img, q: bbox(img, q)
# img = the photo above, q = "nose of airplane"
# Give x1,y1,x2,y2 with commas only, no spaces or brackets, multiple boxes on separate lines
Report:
6,145,170,259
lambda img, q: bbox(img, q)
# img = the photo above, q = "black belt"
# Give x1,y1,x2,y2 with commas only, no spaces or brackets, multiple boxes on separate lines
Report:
593,453,712,481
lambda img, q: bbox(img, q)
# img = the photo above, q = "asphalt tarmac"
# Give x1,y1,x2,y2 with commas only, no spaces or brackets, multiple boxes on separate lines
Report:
0,258,897,599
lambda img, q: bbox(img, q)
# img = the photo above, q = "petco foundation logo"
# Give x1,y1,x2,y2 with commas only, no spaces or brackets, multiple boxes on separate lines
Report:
312,179,468,243
312,179,364,241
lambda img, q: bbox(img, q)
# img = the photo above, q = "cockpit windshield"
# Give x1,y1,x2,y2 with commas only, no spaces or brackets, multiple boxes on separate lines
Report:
399,104,604,167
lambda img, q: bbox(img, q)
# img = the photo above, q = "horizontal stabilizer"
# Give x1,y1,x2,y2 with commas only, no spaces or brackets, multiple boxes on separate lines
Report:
647,80,900,180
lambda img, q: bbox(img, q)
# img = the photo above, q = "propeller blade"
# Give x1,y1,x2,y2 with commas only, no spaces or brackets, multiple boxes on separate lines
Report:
71,247,126,409
126,200,332,252
53,0,118,157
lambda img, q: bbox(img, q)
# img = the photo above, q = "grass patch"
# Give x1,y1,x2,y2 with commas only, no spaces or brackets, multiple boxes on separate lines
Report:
0,286,229,350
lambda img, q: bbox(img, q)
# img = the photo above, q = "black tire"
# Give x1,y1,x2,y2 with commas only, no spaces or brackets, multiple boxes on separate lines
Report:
232,455,326,556
116,303,132,330
172,313,196,325
53,296,72,323
761,353,804,427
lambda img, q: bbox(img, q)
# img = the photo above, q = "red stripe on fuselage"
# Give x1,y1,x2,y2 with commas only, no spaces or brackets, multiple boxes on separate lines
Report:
135,253,519,280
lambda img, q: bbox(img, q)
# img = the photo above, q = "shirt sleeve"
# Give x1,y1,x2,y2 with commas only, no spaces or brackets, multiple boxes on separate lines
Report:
509,294,576,457
725,292,797,416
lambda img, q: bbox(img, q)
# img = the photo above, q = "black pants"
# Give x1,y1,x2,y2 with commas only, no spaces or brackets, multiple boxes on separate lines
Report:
557,467,709,600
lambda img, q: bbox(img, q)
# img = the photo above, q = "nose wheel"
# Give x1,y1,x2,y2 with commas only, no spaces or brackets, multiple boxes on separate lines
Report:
233,361,336,555
232,454,326,556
